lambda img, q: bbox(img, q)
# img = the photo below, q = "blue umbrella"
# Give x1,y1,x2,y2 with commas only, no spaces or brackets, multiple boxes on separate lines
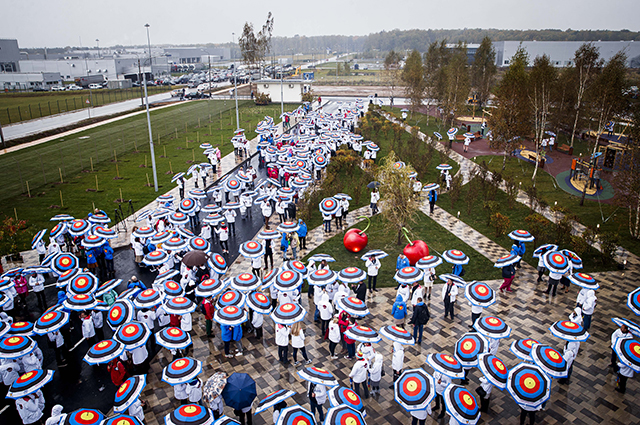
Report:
221,372,257,410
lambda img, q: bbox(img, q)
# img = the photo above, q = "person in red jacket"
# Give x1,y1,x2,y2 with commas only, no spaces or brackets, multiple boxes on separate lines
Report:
107,358,129,387
170,314,181,328
343,317,357,359
202,296,215,338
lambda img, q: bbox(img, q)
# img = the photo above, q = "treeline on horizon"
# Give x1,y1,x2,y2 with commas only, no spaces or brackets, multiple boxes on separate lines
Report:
20,28,640,55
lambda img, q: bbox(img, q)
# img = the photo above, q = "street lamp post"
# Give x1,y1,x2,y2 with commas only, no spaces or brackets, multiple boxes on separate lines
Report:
95,39,100,58
232,33,240,131
144,24,158,192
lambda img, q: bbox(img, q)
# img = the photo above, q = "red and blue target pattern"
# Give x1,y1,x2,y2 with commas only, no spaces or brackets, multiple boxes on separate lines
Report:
165,404,211,425
165,297,196,314
195,278,225,298
65,408,104,425
478,353,508,390
239,241,264,258
0,336,35,358
284,260,307,276
415,255,442,269
568,272,599,290
510,339,539,362
102,415,143,425
277,406,316,425
394,267,424,284
216,290,246,309
255,389,296,414
134,289,164,308
394,368,435,411
162,358,202,385
261,268,281,288
629,287,640,316
114,375,146,412
542,251,570,273
313,155,327,168
247,291,272,314
507,363,551,407
34,311,69,335
9,321,34,336
427,353,464,379
144,250,168,266
7,369,54,399
208,253,228,273
325,405,365,425
455,333,488,367
338,267,366,283
84,339,124,365
214,305,248,326
179,198,197,214
474,316,511,339
68,219,90,236
613,337,640,372
274,270,302,292
549,320,590,342
188,237,210,251
531,345,568,378
443,384,479,424
307,269,337,286
163,237,188,251
443,249,469,265
108,300,134,329
115,322,150,350
68,273,99,295
319,197,339,215
336,297,369,317
230,273,260,292
379,325,415,345
508,229,535,242
328,386,364,411
52,253,79,274
465,281,496,308
156,327,191,350
163,280,184,297
271,303,306,325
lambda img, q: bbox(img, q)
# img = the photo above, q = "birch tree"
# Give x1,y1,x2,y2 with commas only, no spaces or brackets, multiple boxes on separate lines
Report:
528,55,557,185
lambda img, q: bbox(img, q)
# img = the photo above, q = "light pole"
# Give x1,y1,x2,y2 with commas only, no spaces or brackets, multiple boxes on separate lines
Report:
95,39,100,58
232,32,240,131
143,24,158,192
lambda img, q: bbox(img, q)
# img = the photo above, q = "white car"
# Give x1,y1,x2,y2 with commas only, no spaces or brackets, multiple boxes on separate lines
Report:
51,86,66,91
88,83,103,89
66,85,82,91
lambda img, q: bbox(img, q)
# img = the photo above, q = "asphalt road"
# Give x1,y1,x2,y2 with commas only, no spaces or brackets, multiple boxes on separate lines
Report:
3,92,173,141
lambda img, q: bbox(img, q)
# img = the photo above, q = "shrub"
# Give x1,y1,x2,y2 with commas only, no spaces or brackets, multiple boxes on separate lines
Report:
523,184,538,210
0,216,28,255
301,91,315,103
490,212,511,237
466,178,481,215
483,201,500,226
525,213,551,244
254,92,271,105
449,175,463,209
555,216,574,247
504,177,519,209
599,231,620,264
570,235,590,259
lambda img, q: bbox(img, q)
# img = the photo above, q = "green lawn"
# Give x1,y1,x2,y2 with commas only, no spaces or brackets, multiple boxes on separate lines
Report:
0,100,298,255
302,211,499,288
474,155,640,259
0,87,172,124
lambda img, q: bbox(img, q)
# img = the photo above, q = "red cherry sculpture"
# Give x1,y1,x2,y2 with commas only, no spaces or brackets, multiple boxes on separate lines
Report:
401,227,429,265
343,216,370,253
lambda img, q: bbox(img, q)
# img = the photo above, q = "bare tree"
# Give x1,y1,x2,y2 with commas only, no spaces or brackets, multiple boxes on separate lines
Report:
471,36,497,108
615,104,640,238
238,12,274,78
440,41,470,128
569,43,603,148
528,55,557,185
488,46,530,170
401,50,426,116
580,51,628,205
384,50,402,99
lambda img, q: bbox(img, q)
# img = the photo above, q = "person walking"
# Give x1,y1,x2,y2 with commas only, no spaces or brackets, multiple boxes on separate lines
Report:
307,380,326,423
223,209,237,236
328,315,341,359
428,189,437,214
469,303,483,329
215,223,230,254
322,211,332,233
349,353,370,399
396,254,410,274
318,290,333,336
433,371,452,419
291,322,311,366
545,268,562,296
264,238,274,270
16,392,44,425
369,351,383,396
499,263,516,293
202,296,215,338
370,189,380,215
276,324,290,363
580,289,597,331
477,375,493,412
442,279,458,320
365,255,381,293
392,295,407,326
389,341,405,388
280,233,290,262
343,318,357,359
28,272,46,311
409,297,430,344
289,232,300,260
610,324,632,372
297,219,308,250
353,280,366,303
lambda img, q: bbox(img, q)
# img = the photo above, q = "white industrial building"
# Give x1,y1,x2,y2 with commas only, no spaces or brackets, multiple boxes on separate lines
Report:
0,72,62,90
256,79,311,103
494,40,640,67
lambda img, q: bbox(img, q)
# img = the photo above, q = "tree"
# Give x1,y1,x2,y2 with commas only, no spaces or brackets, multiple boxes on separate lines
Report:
528,54,557,184
440,41,470,128
568,43,603,148
488,46,530,170
615,103,640,238
383,50,402,98
401,50,426,115
238,12,274,78
423,41,450,126
471,36,497,108
580,51,628,205
376,152,421,245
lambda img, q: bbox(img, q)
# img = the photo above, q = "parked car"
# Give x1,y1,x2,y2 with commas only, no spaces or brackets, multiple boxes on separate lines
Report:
51,86,66,91
88,83,102,90
66,85,83,90
33,87,48,92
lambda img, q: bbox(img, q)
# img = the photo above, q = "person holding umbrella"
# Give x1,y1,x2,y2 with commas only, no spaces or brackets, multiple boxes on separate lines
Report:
307,379,327,422
442,279,458,320
349,351,370,399
370,189,380,215
16,392,44,425
365,254,381,293
610,323,632,372
432,371,452,419
409,297,430,344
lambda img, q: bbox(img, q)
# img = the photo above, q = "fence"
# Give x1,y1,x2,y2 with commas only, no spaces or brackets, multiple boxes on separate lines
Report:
0,99,254,202
0,87,172,124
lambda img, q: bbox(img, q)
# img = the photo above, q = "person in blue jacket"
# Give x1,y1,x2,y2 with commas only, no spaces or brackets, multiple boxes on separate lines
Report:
102,243,115,279
517,241,525,268
297,219,308,250
428,189,438,214
280,233,290,261
452,263,464,277
396,254,410,272
86,247,98,274
232,324,243,356
391,295,407,326
221,325,233,358
127,276,147,297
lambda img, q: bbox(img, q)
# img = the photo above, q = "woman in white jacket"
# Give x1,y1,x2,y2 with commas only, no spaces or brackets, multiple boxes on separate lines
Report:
390,341,405,387
318,290,333,335
369,352,384,395
276,324,290,363
290,322,312,366
328,316,341,359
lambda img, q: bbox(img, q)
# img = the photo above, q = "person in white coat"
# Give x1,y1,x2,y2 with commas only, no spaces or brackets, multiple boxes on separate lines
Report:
47,330,67,366
488,337,500,355
16,393,44,425
45,404,66,425
390,341,405,388
307,381,327,422
128,398,145,422
397,284,410,304
0,362,19,387
290,322,311,365
174,382,189,405
318,290,333,335
580,289,597,331
186,378,203,404
369,352,384,395
349,353,370,399
276,324,290,363
80,311,96,345
469,303,484,329
365,255,381,293
21,352,41,373
442,279,458,320
610,323,632,372
558,340,580,385
328,316,341,359
28,273,46,311
410,404,432,425
433,371,452,419
477,375,493,412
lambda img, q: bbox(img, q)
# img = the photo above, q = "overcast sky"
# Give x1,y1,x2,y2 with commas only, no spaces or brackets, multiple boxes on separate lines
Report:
3,0,640,48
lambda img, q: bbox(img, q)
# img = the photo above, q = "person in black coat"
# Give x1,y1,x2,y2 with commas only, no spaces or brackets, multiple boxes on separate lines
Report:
409,297,430,344
354,281,367,302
